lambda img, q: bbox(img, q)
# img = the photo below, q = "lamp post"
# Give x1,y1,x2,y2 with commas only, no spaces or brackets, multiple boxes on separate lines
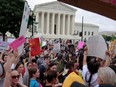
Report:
30,11,35,37
79,16,84,41
32,14,35,37
81,16,84,41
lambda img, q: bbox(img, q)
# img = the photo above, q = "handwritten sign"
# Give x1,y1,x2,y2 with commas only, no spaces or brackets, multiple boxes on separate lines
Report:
9,36,26,50
28,38,41,56
0,41,9,52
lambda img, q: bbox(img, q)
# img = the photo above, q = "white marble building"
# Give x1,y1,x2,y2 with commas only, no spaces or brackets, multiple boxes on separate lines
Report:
33,1,99,41
74,23,99,41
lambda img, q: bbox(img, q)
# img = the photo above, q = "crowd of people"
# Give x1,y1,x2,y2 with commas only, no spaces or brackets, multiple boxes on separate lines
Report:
0,35,116,87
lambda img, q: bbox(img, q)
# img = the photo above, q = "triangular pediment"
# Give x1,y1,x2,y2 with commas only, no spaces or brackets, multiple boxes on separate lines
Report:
35,1,77,12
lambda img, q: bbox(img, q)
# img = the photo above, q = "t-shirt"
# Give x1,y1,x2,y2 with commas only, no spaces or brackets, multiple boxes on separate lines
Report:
30,79,39,87
82,64,98,87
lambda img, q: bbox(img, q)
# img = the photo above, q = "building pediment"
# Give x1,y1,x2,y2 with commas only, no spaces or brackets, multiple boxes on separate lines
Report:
35,1,77,12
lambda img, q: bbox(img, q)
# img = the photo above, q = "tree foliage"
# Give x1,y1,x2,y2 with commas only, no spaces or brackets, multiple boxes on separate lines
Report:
102,35,116,41
0,0,24,40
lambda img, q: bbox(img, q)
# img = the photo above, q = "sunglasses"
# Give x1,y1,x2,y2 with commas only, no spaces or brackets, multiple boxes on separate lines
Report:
12,75,20,79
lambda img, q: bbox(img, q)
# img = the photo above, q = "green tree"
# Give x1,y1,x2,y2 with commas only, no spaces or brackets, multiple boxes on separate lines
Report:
111,35,116,41
0,0,24,41
102,35,112,41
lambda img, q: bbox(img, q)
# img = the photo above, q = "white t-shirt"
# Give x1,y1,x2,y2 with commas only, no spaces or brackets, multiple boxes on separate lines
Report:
82,64,98,87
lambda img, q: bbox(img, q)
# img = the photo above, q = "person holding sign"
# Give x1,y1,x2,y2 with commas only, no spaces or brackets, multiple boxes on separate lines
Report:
82,35,108,87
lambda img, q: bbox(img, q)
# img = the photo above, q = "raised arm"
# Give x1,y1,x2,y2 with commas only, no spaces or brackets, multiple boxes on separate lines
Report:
104,50,111,67
83,46,88,65
3,52,15,87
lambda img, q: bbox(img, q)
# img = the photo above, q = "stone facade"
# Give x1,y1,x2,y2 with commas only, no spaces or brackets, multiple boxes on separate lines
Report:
33,1,99,41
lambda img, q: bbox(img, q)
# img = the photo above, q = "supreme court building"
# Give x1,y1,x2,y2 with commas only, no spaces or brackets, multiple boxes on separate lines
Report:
33,1,99,41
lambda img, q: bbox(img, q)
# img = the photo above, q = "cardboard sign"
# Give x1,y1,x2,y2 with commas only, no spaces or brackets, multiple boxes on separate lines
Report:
77,41,85,50
0,41,8,52
28,38,41,56
86,35,107,60
9,36,26,50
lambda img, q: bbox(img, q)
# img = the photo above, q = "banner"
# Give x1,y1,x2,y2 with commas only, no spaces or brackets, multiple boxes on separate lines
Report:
0,41,9,52
9,36,26,50
18,1,30,54
19,1,30,36
28,38,41,56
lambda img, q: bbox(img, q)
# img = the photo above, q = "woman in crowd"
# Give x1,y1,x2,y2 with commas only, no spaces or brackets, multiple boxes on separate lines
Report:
23,61,32,86
15,61,24,84
11,70,27,87
82,46,100,87
28,67,40,87
3,50,27,87
47,62,57,71
1,52,9,64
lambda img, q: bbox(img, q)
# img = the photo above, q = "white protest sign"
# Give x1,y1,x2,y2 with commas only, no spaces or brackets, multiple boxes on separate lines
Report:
19,1,30,36
0,41,9,52
53,42,60,53
19,1,30,54
86,35,107,60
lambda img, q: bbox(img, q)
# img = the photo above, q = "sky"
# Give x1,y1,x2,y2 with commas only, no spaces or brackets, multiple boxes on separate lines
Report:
26,0,116,32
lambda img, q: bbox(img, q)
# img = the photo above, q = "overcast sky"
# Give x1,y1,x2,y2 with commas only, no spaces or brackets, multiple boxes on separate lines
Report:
26,0,116,32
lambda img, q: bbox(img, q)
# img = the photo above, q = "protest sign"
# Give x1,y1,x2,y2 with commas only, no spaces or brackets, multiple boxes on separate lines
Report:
0,41,8,52
9,36,26,50
53,42,60,53
86,35,107,60
19,1,30,36
18,1,30,55
77,41,85,50
28,38,41,56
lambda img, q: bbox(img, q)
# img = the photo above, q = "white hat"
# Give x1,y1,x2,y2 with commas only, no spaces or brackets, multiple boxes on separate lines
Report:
87,35,107,60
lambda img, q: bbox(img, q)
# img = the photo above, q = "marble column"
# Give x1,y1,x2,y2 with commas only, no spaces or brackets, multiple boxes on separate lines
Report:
57,13,60,35
51,13,55,34
62,14,65,35
36,12,39,32
67,15,70,35
46,12,50,34
41,12,44,34
71,15,75,35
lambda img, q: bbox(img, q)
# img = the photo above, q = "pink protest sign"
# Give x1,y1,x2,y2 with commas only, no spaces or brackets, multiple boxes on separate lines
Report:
9,36,26,50
77,41,85,50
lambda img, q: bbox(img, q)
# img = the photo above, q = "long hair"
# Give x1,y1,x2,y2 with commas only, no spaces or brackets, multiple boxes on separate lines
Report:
15,61,24,70
86,56,100,86
28,67,37,86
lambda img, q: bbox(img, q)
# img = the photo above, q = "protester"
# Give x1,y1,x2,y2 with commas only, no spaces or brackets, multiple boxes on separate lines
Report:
45,70,61,87
3,51,27,87
96,67,116,86
82,46,100,87
28,67,40,87
15,61,24,84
